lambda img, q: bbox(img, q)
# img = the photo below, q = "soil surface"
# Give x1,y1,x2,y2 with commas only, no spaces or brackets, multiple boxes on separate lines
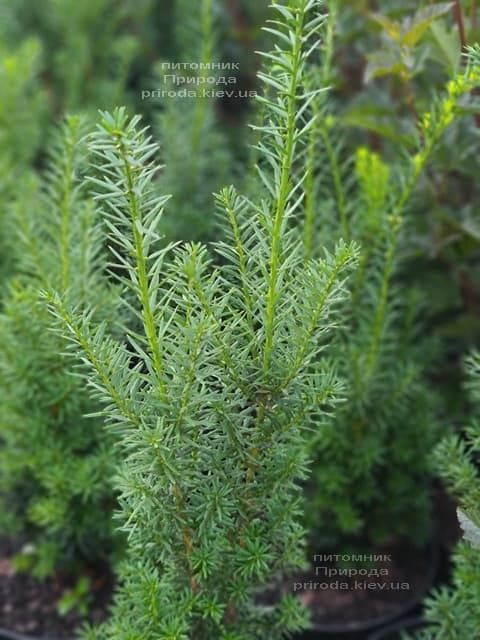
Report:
0,538,112,639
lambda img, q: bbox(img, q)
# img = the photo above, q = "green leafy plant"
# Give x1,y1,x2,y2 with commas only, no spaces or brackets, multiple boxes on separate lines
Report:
0,0,249,259
0,37,46,166
366,3,455,83
47,2,358,637
0,116,119,578
58,576,93,618
303,35,480,548
331,2,480,374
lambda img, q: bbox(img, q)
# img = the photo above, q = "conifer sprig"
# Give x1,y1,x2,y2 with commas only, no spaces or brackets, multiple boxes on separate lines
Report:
88,109,173,399
46,2,359,638
254,1,328,372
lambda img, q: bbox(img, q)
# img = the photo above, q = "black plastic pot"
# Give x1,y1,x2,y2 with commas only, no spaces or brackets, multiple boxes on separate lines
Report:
294,540,438,640
367,616,425,639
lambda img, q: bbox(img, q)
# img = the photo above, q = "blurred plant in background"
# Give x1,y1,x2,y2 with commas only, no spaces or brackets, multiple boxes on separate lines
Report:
0,37,47,293
302,4,480,551
0,117,120,578
154,0,233,243
333,0,480,398
0,0,148,114
0,0,271,250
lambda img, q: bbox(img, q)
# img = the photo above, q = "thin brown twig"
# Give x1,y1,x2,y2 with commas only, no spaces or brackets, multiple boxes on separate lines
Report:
453,0,467,50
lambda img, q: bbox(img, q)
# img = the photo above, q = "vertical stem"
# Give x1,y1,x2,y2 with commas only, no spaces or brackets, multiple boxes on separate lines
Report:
263,3,306,371
58,135,75,293
401,71,419,123
117,136,167,400
363,233,397,385
304,0,339,258
453,0,467,50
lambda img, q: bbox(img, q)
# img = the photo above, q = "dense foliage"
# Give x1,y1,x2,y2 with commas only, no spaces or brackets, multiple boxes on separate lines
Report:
0,118,119,577
48,3,358,636
0,1,479,638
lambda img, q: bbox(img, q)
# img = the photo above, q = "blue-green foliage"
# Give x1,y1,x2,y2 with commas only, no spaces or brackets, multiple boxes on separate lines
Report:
47,3,359,637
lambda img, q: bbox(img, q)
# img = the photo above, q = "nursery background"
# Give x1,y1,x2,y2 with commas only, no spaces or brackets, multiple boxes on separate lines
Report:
0,1,479,639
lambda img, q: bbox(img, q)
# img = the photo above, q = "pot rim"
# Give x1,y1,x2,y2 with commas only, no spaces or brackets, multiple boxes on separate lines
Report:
367,615,426,640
